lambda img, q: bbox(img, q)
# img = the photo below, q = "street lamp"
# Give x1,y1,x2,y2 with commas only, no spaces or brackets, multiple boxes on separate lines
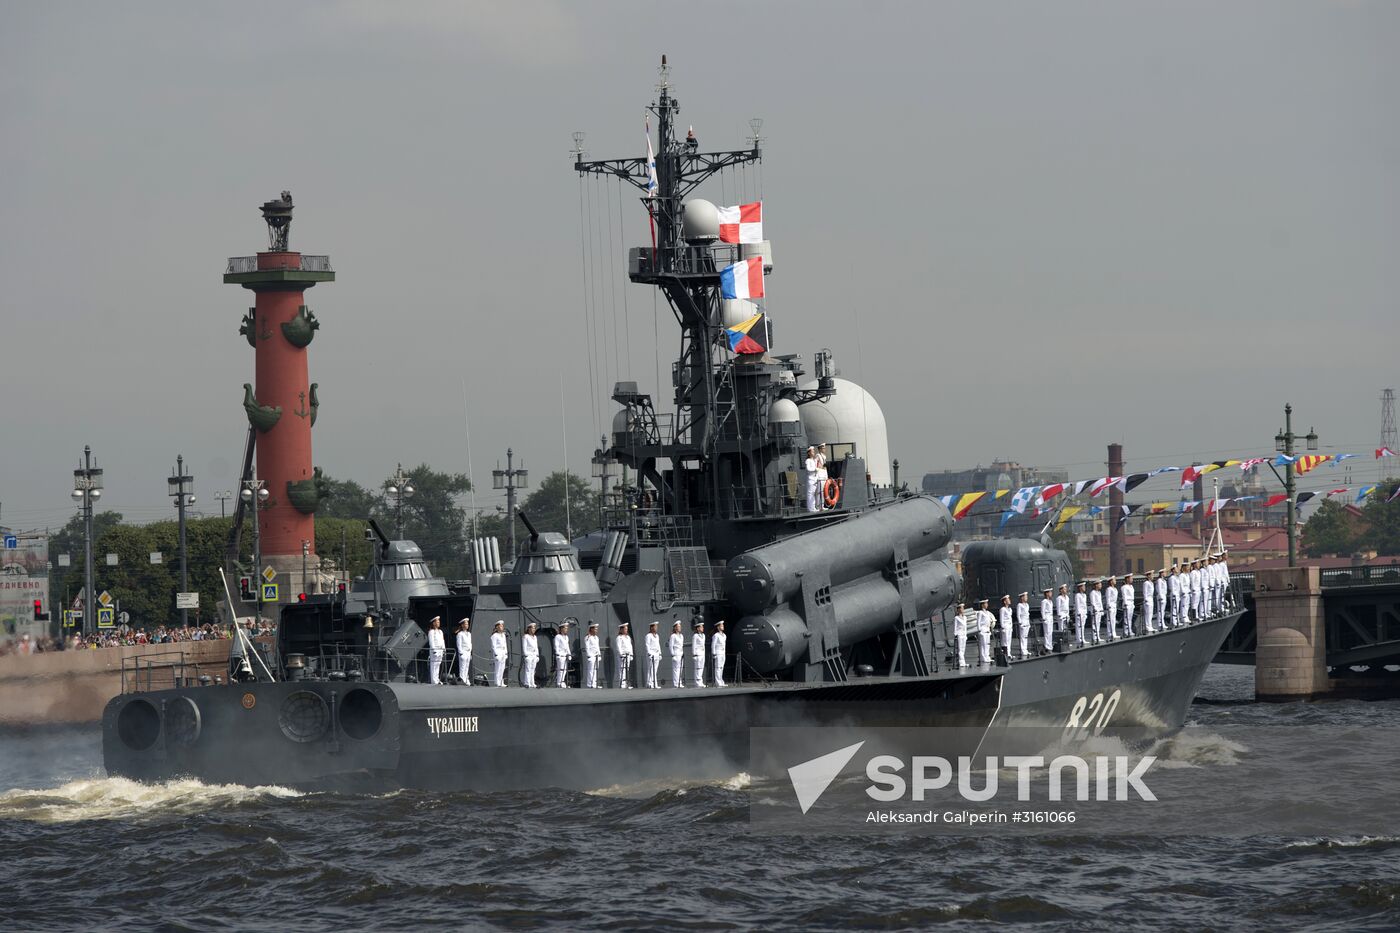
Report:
214,489,233,519
241,479,271,622
167,455,195,628
385,463,415,540
1272,404,1320,568
492,447,528,558
591,435,615,532
71,446,103,638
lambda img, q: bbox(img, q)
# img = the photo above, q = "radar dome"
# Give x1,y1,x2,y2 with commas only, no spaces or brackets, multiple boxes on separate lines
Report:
796,377,892,486
721,298,759,329
611,409,637,445
682,199,719,243
768,398,800,424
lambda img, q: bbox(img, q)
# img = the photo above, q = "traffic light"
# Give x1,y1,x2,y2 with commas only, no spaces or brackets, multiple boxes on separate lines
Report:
238,576,254,601
33,599,49,622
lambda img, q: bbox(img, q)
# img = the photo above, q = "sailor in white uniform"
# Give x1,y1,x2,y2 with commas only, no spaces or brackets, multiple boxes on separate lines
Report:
803,447,820,513
952,602,969,669
1089,581,1105,644
1104,577,1119,641
490,621,508,687
669,621,685,687
1167,566,1182,628
1040,589,1056,654
615,623,634,688
1220,552,1232,611
975,598,994,667
553,622,572,688
520,623,539,687
645,621,662,689
691,621,707,688
583,623,602,688
1055,584,1070,636
1155,568,1168,630
1121,573,1136,637
426,616,446,685
1073,582,1089,648
1015,592,1031,659
455,618,472,685
998,595,1015,659
711,621,727,686
1141,572,1156,634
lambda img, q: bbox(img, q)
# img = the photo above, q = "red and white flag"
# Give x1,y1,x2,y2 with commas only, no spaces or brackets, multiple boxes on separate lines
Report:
717,201,763,243
1180,464,1205,489
1378,447,1398,459
1036,484,1066,508
1088,477,1122,498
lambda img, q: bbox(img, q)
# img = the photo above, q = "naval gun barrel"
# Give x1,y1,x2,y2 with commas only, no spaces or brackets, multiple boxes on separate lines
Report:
724,495,953,614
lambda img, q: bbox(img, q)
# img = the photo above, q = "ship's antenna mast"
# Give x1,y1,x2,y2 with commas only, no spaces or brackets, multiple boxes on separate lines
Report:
574,56,763,514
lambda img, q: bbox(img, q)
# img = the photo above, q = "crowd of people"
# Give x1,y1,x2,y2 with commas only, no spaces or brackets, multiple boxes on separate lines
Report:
951,554,1234,668
0,621,267,657
422,616,731,689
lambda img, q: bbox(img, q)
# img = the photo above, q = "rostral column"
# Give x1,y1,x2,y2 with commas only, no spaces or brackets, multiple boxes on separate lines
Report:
224,191,333,598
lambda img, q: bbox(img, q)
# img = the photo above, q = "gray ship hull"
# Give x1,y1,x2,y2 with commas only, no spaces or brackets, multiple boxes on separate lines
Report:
103,613,1239,792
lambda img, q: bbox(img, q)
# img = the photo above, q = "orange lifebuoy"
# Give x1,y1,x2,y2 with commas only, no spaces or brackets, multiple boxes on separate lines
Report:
823,477,841,507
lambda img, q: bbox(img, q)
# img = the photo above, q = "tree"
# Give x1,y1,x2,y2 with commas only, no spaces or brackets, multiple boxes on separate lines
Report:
1301,499,1357,557
317,475,381,521
47,510,125,611
315,517,374,581
1048,525,1086,580
383,464,472,577
517,471,600,541
1357,480,1400,556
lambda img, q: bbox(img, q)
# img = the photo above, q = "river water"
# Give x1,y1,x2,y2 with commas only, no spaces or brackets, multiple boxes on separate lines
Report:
3,666,1398,932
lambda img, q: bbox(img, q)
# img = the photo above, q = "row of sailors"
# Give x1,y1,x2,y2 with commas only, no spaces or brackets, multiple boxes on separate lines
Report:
951,554,1233,668
425,618,729,689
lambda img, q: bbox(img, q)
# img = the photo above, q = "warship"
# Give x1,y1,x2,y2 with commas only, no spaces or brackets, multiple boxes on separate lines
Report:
103,59,1242,792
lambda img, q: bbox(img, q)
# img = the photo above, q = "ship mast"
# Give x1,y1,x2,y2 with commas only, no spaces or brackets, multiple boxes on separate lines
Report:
574,56,763,517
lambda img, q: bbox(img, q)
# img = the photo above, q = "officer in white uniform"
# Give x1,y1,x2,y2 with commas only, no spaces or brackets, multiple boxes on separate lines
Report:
455,618,472,685
1141,572,1156,634
1104,577,1119,641
520,623,539,687
1015,592,1031,659
711,621,727,686
644,621,662,689
952,602,969,669
490,621,508,687
1040,589,1056,654
583,623,602,688
1073,582,1089,648
668,621,685,687
998,595,1015,659
615,623,634,688
1167,565,1182,628
553,621,572,688
1192,560,1205,621
691,621,707,687
1220,552,1232,611
1089,581,1105,644
1155,568,1168,630
1055,584,1071,636
803,447,820,512
426,616,446,685
1122,573,1136,637
975,598,994,667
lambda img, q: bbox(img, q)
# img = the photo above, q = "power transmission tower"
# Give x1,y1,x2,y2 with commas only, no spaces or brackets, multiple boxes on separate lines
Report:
1383,389,1397,480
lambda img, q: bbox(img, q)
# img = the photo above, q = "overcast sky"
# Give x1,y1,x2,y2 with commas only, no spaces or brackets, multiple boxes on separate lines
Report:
2,0,1396,531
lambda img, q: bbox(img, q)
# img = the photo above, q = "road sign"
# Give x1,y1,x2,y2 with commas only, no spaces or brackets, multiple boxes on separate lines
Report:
106,553,119,566
97,607,115,628
261,566,277,583
175,592,199,609
118,610,130,625
150,552,163,564
261,583,278,601
58,554,71,567
63,611,80,629
98,590,113,607
3,535,16,549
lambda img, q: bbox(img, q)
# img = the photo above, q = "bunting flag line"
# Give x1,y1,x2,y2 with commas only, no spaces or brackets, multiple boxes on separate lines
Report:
1056,506,1083,530
1122,473,1150,493
1070,479,1092,496
1149,466,1181,477
1297,491,1317,504
1390,488,1400,503
1262,494,1288,507
939,495,955,509
953,492,987,520
1325,487,1349,498
1010,486,1038,514
1037,484,1066,508
1294,455,1333,475
716,201,763,244
994,489,1011,500
1273,455,1296,466
1180,464,1205,489
1239,458,1269,472
1378,447,1397,459
1330,454,1358,466
1357,485,1377,504
723,311,768,354
1088,477,1121,498
998,510,1016,529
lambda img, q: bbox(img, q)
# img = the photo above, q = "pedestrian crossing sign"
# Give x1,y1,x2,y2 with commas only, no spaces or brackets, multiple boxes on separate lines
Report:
261,583,278,601
63,610,80,629
97,607,115,628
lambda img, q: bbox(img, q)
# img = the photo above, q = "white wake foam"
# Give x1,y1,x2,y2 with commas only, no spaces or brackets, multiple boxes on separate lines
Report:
0,776,302,823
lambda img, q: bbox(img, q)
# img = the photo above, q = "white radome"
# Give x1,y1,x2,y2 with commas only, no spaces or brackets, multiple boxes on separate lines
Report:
768,397,800,425
682,199,719,243
796,377,892,486
721,298,759,329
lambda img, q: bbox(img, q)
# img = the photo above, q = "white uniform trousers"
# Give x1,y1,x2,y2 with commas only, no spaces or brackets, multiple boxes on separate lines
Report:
555,659,569,688
522,657,538,688
1018,622,1030,659
712,654,725,686
1074,613,1087,648
1091,611,1104,643
458,653,472,685
428,651,444,685
583,656,598,688
1169,595,1180,628
977,630,991,666
671,654,684,687
616,654,633,688
492,655,506,687
1042,618,1055,652
955,629,968,668
1156,597,1166,630
1123,602,1134,636
646,654,660,689
805,481,819,512
692,653,705,687
1105,604,1118,640
1142,597,1155,633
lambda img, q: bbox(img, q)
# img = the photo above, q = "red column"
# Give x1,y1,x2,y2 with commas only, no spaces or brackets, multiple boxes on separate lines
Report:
253,251,316,558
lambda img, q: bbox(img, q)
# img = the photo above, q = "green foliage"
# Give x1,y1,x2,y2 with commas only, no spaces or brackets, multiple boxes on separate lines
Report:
518,471,600,541
1301,499,1358,557
315,517,374,580
1048,525,1085,580
317,475,380,521
1357,480,1400,556
386,464,472,577
48,510,125,611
